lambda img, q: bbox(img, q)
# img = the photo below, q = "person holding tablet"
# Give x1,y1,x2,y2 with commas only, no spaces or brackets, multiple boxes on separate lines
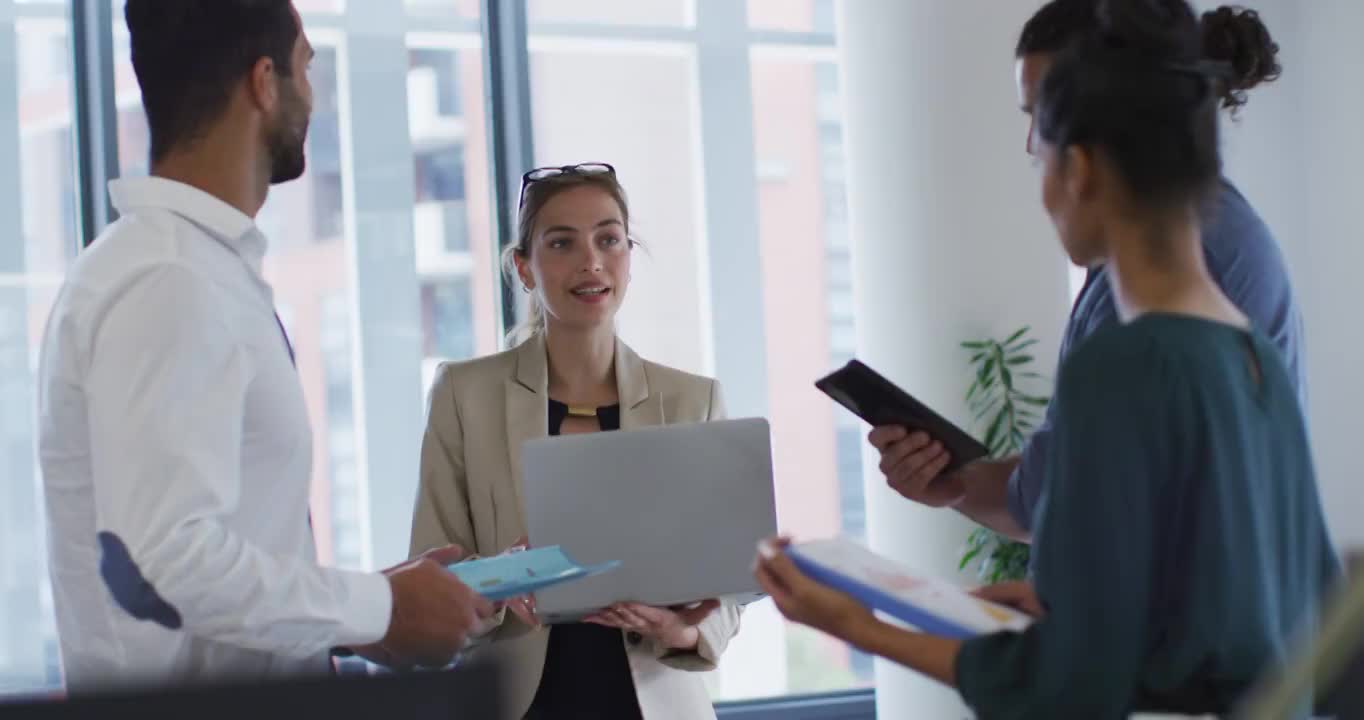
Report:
408,163,740,720
755,1,1338,716
870,0,1307,545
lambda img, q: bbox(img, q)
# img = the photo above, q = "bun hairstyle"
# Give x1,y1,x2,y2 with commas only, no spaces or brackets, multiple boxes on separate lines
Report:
1035,0,1226,211
1200,6,1282,114
1018,0,1282,115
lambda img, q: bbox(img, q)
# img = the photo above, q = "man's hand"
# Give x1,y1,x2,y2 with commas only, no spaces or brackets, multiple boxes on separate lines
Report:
970,580,1046,618
869,426,967,507
378,545,494,668
583,600,719,650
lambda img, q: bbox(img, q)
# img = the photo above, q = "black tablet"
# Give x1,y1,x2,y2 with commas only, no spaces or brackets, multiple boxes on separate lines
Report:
815,359,989,473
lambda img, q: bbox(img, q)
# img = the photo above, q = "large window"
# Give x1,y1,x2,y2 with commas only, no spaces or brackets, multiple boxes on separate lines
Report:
524,0,866,702
2,3,76,695
1,0,867,709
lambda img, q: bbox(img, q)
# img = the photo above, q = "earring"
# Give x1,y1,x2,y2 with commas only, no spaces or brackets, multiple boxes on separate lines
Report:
522,285,531,294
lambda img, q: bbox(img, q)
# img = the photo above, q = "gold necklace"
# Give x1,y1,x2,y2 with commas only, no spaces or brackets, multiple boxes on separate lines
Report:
565,405,597,418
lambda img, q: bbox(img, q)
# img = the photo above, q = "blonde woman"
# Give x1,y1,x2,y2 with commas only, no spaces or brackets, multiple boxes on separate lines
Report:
409,163,740,719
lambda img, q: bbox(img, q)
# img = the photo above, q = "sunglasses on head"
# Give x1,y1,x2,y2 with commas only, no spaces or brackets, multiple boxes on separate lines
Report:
518,162,616,208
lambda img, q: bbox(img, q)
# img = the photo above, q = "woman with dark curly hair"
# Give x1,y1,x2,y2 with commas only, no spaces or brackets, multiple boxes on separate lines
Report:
865,0,1309,562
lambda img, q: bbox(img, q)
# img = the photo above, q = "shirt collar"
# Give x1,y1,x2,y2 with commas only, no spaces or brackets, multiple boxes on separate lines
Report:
108,176,269,275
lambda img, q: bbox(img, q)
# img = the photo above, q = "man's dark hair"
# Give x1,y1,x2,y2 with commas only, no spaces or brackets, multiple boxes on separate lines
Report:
1018,0,1281,115
1016,0,1098,57
1036,0,1222,213
125,0,299,164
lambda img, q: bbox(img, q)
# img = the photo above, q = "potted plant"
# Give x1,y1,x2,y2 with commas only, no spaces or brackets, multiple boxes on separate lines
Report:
958,326,1050,584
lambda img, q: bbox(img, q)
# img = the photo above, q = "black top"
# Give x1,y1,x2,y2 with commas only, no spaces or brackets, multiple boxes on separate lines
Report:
956,315,1339,718
525,399,642,720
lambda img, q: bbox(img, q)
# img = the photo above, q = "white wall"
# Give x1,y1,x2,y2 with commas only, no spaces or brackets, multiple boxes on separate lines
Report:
1203,0,1364,553
839,0,1364,716
837,1,1068,716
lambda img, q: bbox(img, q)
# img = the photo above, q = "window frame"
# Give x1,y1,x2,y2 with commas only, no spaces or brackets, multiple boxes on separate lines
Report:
55,0,870,711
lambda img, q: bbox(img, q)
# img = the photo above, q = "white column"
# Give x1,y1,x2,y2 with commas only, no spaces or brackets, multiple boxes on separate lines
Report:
1296,1,1364,554
836,1,1069,716
339,0,426,570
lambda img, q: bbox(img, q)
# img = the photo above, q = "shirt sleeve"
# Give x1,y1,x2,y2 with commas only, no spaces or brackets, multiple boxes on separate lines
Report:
1008,273,1120,533
86,263,392,656
1006,408,1054,533
957,335,1179,718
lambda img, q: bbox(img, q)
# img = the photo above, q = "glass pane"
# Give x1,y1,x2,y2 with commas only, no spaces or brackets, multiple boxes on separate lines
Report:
527,0,691,27
404,0,480,18
408,43,501,380
112,19,362,566
711,51,872,702
747,0,836,33
112,10,497,576
2,16,76,697
528,43,708,375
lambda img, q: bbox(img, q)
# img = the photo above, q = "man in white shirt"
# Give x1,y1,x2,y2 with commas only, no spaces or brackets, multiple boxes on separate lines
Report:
36,0,492,693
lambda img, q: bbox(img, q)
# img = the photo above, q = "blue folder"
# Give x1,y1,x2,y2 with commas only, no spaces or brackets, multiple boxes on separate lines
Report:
446,546,619,601
787,544,1020,640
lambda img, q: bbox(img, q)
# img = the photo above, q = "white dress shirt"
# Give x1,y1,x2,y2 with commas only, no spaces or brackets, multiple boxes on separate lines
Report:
37,176,392,693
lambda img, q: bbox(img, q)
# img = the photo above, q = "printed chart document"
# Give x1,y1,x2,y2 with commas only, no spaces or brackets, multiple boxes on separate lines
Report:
446,546,619,601
788,538,1034,639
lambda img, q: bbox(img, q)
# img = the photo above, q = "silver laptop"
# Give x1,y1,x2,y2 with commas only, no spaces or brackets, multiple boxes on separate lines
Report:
521,417,777,623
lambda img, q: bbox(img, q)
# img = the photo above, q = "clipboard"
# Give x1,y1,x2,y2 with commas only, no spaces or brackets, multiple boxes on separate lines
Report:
446,546,620,601
787,538,1033,639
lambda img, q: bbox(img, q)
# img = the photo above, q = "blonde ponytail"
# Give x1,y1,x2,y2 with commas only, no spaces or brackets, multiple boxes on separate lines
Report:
501,242,546,346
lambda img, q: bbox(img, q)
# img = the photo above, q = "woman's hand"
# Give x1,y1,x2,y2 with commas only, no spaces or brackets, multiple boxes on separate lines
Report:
970,580,1046,618
500,594,539,628
583,599,720,650
752,537,875,641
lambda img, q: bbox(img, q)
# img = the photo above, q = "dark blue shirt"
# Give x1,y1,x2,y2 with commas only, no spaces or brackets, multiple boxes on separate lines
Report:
1007,179,1307,531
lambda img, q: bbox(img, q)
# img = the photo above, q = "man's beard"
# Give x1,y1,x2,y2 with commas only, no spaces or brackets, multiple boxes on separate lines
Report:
267,86,309,184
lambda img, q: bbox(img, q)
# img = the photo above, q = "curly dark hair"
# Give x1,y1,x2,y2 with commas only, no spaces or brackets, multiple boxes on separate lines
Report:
1200,6,1282,114
1018,0,1282,115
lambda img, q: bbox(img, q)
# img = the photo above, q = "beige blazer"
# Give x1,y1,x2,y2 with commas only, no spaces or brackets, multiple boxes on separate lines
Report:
409,334,742,720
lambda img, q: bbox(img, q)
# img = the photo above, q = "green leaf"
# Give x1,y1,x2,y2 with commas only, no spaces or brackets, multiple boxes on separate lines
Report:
961,341,988,350
973,397,1001,422
1019,395,1050,406
1001,366,1014,388
1003,326,1030,346
1018,371,1046,379
983,409,1007,451
1006,355,1035,366
981,355,997,379
969,351,987,365
1008,339,1039,354
965,378,981,403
